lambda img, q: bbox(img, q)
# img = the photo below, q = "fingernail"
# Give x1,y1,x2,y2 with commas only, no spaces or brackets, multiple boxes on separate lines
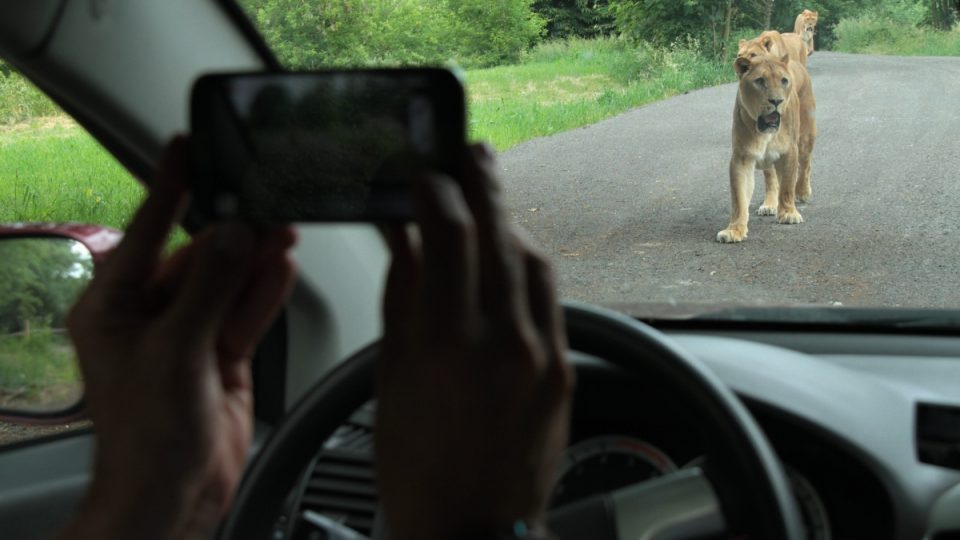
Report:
215,222,255,258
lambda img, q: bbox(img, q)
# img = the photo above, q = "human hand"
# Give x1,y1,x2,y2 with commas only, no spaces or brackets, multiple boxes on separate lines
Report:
376,143,573,540
59,137,297,540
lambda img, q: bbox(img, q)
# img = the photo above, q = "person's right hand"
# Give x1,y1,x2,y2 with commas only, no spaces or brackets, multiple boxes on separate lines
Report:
376,143,574,540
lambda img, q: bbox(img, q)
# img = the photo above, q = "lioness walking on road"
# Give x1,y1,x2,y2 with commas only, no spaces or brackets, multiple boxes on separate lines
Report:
717,52,817,243
795,9,819,55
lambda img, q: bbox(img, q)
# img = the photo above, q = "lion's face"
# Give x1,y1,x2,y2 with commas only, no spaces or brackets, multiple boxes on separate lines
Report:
734,55,793,134
801,9,818,32
738,39,769,60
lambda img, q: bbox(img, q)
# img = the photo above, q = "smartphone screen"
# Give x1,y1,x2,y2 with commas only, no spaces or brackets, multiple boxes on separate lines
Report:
190,69,465,222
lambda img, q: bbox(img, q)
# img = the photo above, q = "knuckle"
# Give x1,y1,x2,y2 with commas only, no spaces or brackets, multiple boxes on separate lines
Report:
497,326,546,370
438,211,476,244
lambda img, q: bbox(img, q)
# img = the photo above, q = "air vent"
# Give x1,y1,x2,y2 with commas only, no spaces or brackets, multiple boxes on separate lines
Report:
297,423,377,536
917,403,960,470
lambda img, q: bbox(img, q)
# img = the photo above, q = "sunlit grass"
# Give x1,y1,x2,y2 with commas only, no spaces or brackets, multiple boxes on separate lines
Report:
0,117,145,228
0,117,192,248
834,16,960,56
466,38,733,149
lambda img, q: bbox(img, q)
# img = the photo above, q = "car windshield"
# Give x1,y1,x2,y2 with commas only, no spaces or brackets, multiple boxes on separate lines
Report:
235,0,960,325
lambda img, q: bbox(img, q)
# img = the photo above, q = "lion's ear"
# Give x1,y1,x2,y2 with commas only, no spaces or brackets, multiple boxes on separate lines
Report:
762,37,773,51
780,52,790,65
739,38,747,47
734,56,751,78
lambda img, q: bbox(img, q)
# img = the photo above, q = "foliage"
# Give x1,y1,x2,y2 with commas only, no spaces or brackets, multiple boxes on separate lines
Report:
239,0,545,68
0,238,91,334
834,8,960,55
0,331,80,408
606,0,782,59
446,0,547,66
532,0,615,38
603,0,956,53
0,71,60,125
928,0,959,29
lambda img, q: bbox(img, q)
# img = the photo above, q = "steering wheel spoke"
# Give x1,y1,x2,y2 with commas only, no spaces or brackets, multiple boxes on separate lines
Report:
548,467,725,540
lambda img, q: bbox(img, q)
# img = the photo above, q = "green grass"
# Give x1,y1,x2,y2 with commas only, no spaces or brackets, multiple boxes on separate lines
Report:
833,15,960,56
0,118,145,227
0,37,736,229
467,37,733,150
0,331,81,410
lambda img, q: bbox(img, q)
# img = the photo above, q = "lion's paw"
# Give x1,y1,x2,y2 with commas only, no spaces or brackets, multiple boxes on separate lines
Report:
717,227,747,243
796,187,812,203
756,204,777,216
777,211,804,224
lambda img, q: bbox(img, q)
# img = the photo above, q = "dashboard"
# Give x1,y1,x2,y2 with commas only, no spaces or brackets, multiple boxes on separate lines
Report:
280,329,960,540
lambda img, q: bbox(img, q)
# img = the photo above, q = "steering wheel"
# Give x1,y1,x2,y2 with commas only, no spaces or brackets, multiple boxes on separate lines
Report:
218,303,805,539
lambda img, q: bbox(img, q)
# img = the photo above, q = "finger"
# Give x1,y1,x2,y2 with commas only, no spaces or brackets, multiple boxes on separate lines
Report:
458,143,527,324
162,222,257,353
414,173,478,330
523,244,574,404
100,136,190,287
381,224,418,337
217,226,298,367
379,224,418,384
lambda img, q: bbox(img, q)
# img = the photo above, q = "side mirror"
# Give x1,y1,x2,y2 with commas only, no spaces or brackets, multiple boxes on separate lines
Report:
0,224,121,422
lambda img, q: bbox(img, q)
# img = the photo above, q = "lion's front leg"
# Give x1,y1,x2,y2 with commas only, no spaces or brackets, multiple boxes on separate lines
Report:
775,150,803,224
757,165,779,215
718,156,754,243
796,125,816,203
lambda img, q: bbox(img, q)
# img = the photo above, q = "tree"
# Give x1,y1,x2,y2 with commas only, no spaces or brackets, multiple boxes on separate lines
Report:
928,0,958,29
532,0,615,38
0,239,92,335
607,0,754,58
238,0,545,68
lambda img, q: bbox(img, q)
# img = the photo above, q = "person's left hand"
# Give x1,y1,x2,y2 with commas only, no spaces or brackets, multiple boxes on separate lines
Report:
58,137,297,540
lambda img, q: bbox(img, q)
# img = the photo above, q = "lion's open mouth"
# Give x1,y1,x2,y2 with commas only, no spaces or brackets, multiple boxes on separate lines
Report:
757,112,781,132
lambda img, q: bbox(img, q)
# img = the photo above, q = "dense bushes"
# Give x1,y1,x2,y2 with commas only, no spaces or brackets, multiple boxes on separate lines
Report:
833,2,960,55
240,0,545,68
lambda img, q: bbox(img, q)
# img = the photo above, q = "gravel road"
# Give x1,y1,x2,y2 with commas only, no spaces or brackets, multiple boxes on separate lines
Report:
498,52,960,311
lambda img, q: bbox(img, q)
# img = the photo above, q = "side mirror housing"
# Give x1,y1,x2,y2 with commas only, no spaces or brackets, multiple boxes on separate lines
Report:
0,224,121,423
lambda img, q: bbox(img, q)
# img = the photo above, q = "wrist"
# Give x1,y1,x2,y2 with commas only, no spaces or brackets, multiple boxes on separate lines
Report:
389,517,554,540
59,471,218,540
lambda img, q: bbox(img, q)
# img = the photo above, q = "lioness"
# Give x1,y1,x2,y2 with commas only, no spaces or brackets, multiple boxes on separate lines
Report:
738,30,808,66
717,53,817,243
736,30,810,210
794,9,818,55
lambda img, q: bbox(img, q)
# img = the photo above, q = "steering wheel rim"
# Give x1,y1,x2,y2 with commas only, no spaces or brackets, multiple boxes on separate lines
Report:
218,302,804,539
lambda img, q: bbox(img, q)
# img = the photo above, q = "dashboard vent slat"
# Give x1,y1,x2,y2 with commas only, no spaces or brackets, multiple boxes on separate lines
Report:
295,422,377,537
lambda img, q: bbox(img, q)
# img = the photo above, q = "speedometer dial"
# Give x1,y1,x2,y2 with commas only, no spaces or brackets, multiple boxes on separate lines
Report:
550,436,677,508
786,466,832,540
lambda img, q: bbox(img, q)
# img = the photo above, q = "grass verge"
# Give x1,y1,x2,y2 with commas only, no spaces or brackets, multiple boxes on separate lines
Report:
833,15,960,56
0,117,145,228
467,37,733,150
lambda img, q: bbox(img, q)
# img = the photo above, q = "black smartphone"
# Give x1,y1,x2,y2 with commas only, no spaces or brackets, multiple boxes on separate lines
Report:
189,68,466,222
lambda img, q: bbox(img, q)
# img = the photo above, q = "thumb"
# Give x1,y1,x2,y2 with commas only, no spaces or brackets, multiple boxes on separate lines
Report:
164,223,257,353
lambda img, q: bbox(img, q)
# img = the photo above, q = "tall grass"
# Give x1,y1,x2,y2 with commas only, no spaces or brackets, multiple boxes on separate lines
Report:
0,331,80,409
467,37,733,149
0,118,145,228
0,72,60,125
834,13,960,56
